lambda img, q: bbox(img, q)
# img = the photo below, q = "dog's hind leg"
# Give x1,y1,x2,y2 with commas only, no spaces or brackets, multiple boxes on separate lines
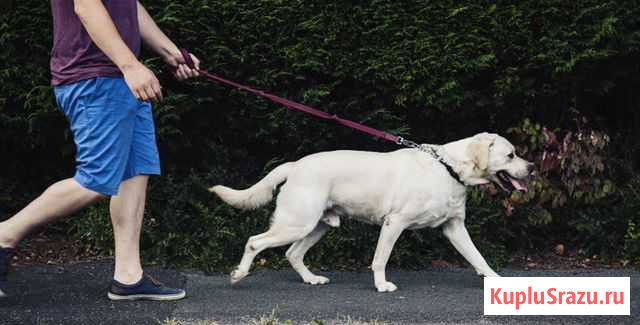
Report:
285,223,330,285
231,184,326,284
231,223,315,284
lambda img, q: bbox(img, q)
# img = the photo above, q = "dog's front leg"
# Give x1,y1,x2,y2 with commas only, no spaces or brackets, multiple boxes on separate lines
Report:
371,214,407,292
442,217,500,277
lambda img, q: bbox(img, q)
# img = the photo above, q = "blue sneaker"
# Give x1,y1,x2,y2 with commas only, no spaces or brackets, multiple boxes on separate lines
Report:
0,247,15,298
107,274,186,301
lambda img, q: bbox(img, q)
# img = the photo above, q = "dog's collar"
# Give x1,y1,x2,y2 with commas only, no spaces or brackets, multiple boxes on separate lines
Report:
440,159,466,186
420,145,466,186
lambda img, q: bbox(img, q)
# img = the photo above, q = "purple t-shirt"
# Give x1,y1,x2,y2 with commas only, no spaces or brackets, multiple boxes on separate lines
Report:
50,0,141,86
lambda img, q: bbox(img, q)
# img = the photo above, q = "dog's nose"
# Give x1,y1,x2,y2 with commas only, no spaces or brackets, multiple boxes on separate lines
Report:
527,162,535,173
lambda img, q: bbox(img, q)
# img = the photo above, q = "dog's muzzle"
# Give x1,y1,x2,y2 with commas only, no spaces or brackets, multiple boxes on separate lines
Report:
495,170,529,193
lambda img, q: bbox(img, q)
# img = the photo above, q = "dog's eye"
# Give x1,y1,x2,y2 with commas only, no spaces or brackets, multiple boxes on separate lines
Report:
507,153,515,159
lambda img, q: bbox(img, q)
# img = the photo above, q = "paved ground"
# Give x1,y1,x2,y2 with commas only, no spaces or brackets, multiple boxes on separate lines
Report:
0,261,637,324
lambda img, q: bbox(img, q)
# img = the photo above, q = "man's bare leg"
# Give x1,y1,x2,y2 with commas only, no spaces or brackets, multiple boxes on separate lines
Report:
0,178,104,248
110,175,148,284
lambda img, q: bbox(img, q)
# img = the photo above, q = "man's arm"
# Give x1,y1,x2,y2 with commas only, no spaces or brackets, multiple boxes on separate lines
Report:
74,0,162,101
137,1,200,80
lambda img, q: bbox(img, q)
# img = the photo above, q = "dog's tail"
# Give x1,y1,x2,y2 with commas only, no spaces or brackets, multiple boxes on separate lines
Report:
209,162,293,210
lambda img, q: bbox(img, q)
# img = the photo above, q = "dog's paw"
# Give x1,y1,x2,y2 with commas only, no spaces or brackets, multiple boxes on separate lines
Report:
304,275,330,285
230,269,249,284
376,281,398,293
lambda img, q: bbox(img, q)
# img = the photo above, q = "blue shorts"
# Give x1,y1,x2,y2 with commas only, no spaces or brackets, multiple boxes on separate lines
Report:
54,77,161,196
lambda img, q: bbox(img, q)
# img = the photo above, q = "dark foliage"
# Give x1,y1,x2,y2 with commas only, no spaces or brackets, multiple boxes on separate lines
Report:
1,0,639,270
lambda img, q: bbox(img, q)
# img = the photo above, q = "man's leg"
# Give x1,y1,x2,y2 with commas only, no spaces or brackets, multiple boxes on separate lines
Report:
110,175,148,284
0,178,103,297
107,175,185,301
0,178,104,248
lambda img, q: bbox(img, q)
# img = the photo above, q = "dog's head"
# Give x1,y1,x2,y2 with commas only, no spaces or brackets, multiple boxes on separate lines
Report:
460,132,534,193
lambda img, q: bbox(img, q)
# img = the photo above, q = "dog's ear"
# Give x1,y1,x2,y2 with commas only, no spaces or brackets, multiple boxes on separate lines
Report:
467,134,495,171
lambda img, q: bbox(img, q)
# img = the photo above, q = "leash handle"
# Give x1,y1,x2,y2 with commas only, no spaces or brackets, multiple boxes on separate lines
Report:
180,48,197,71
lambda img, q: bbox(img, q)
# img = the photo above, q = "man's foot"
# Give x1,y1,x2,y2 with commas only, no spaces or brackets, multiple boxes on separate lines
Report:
0,246,16,298
107,274,186,301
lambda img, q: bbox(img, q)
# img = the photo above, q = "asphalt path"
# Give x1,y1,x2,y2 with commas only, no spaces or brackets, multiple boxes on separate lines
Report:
1,261,637,324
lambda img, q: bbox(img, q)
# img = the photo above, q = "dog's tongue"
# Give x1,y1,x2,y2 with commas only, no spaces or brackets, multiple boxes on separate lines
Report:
509,177,528,193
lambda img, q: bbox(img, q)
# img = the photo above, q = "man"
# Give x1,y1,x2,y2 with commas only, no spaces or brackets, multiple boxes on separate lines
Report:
0,0,200,300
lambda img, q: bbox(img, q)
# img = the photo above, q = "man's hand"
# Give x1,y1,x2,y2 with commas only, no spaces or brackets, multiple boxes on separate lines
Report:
163,52,201,81
121,62,163,102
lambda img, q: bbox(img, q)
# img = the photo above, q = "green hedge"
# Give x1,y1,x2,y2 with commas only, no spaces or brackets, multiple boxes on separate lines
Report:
2,0,640,271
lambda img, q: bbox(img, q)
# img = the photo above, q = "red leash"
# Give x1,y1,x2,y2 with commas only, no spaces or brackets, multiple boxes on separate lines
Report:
179,48,420,148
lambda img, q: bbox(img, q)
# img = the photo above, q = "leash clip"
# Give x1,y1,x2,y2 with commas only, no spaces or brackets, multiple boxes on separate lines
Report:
397,137,422,150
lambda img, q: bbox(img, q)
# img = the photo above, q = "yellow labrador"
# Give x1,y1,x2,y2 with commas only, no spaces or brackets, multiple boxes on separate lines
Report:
211,132,533,292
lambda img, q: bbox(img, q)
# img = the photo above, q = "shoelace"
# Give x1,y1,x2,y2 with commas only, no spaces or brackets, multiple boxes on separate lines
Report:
145,274,164,287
